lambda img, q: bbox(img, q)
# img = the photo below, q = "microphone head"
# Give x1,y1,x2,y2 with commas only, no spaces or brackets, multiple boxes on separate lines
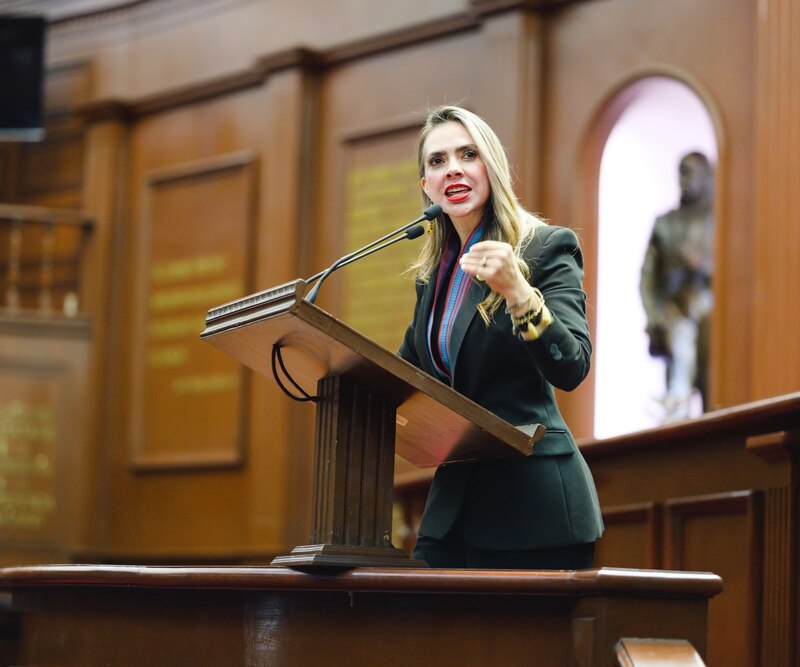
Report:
423,203,442,220
406,225,425,240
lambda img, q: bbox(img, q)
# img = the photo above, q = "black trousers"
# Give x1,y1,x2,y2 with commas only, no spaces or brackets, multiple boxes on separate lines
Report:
412,513,595,569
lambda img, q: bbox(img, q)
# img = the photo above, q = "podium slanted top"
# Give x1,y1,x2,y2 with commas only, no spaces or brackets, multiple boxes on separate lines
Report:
202,279,541,467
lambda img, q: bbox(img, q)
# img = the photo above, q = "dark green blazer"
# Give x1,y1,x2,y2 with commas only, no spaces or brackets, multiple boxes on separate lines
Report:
398,224,604,550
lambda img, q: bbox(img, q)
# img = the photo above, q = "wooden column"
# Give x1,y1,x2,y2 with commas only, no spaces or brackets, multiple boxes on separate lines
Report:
475,2,544,209
78,102,132,551
746,430,799,666
253,49,322,550
753,0,800,397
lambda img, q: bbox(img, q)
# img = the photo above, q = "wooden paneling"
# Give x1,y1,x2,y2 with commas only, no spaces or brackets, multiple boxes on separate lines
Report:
79,111,131,552
92,70,320,558
0,565,722,667
397,393,800,665
130,151,257,469
109,94,267,553
0,363,65,548
0,318,92,565
666,491,762,667
478,10,543,208
596,502,662,570
338,121,423,352
16,123,84,206
753,0,800,398
45,0,472,101
4,60,92,209
748,429,798,666
577,395,800,667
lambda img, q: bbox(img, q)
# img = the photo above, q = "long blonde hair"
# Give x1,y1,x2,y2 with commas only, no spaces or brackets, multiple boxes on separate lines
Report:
410,105,545,323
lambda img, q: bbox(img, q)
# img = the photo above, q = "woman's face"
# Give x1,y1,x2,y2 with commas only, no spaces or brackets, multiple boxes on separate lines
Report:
420,121,490,231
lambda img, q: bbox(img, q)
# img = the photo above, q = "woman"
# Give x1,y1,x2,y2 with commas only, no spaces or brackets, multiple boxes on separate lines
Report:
399,105,604,569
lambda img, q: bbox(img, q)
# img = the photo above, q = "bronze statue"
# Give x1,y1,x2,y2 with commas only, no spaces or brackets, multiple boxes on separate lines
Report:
640,152,714,421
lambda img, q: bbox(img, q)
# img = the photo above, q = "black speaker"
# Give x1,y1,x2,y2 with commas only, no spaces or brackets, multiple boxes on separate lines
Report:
0,15,46,142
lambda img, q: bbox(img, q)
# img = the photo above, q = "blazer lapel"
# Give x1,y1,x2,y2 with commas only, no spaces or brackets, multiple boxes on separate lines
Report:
413,277,438,376
448,277,489,383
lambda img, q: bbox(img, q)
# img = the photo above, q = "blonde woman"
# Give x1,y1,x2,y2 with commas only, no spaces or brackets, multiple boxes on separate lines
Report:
399,106,603,568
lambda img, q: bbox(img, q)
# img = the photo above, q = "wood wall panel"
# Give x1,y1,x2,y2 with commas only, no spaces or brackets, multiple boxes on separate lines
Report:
760,485,793,666
16,126,84,206
574,397,800,667
596,502,662,570
753,0,800,398
0,319,92,565
478,10,543,212
99,85,308,558
79,113,131,551
130,152,257,469
0,364,65,548
748,429,798,666
247,65,323,550
338,123,423,352
3,60,92,209
44,0,467,101
119,104,255,548
665,491,762,667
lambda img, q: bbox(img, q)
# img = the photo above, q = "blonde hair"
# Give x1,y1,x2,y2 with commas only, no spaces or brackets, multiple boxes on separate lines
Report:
410,105,545,323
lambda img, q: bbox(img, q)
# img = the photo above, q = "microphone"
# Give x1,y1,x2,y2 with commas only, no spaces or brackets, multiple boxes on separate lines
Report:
304,204,440,304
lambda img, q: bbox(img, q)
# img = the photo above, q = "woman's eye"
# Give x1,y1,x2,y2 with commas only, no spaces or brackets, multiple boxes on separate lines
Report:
428,156,444,166
463,149,478,159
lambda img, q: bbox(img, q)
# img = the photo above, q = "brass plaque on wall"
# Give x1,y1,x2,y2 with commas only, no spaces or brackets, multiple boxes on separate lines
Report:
0,368,62,546
131,152,257,469
340,127,422,353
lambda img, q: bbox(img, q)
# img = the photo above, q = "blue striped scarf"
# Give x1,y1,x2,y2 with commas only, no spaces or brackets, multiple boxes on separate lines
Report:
427,223,484,383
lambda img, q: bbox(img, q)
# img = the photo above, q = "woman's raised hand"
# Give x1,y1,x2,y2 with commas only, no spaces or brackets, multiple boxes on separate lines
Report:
460,240,536,309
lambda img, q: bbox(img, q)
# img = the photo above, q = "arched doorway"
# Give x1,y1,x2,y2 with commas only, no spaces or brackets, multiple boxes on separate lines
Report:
593,76,718,439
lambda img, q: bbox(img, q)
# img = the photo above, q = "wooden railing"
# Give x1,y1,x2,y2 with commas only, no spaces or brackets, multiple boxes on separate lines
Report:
0,203,94,317
395,392,800,666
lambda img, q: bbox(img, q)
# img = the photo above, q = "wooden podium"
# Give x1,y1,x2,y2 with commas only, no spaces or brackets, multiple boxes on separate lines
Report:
202,280,543,568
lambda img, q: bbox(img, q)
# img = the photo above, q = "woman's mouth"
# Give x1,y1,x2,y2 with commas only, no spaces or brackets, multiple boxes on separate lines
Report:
445,184,471,202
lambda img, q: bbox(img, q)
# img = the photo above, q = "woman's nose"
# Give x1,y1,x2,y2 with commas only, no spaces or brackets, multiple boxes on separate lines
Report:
446,158,463,176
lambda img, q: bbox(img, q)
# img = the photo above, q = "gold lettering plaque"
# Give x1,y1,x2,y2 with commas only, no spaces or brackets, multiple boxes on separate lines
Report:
134,156,256,468
341,133,422,351
0,388,58,541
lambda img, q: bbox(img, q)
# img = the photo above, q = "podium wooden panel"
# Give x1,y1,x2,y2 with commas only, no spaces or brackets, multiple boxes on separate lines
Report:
202,280,543,568
0,565,721,666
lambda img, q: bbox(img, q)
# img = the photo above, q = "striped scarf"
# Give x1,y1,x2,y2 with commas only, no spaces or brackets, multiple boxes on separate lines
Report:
427,223,484,383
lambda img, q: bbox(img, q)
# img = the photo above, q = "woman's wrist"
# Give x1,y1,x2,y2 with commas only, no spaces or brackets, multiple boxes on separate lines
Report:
504,285,543,317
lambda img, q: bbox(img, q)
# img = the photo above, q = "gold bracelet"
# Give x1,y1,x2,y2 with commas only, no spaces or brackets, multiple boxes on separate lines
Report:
518,306,553,342
510,289,545,331
505,287,544,315
505,295,532,314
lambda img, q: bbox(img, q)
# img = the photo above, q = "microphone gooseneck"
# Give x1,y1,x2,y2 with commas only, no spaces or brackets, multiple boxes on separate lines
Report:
304,205,440,304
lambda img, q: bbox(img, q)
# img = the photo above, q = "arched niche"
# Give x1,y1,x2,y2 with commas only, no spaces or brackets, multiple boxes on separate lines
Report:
583,74,721,439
